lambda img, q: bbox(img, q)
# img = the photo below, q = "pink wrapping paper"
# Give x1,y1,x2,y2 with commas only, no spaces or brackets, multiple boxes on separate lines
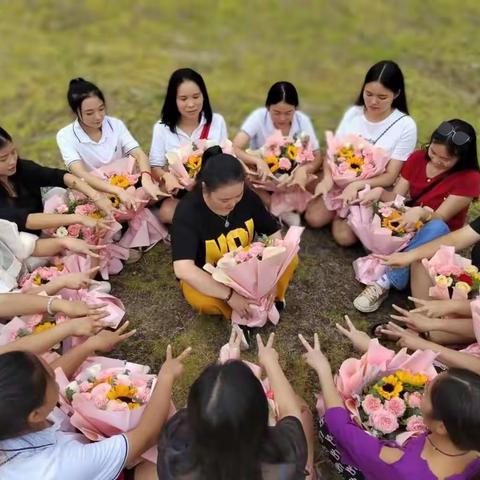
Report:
118,207,168,249
204,226,303,327
459,297,480,356
422,246,472,300
352,255,387,285
55,356,175,464
270,188,313,216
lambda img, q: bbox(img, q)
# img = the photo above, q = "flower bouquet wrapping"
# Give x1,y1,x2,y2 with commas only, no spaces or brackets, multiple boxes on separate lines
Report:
91,156,168,249
248,130,315,216
324,132,390,217
55,356,172,463
19,262,66,290
461,298,480,357
348,191,421,285
334,339,437,445
219,329,278,426
166,139,234,191
422,246,480,300
204,226,303,327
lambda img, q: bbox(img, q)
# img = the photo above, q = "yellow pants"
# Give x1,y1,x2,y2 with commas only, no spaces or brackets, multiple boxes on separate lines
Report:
181,255,299,319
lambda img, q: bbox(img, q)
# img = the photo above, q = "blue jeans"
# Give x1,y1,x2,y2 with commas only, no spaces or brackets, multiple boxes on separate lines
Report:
387,219,450,290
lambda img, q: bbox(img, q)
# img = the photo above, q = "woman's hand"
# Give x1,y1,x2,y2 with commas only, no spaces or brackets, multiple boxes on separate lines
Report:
255,158,274,182
335,315,371,352
57,267,101,290
358,186,384,205
85,321,136,352
61,238,105,258
158,344,192,380
141,174,164,201
227,291,253,319
399,206,424,231
337,182,363,207
116,188,145,211
68,314,108,337
408,296,461,318
53,298,108,318
390,304,436,333
379,322,429,350
298,332,332,376
162,171,183,194
94,196,118,216
286,165,310,191
372,251,415,268
256,333,279,369
312,177,334,199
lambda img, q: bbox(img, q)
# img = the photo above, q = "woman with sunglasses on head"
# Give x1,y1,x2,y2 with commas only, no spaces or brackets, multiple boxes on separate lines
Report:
149,68,228,224
353,119,480,313
305,60,417,245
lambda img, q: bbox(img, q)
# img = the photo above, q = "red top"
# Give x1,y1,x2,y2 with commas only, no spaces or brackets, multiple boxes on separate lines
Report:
401,150,480,231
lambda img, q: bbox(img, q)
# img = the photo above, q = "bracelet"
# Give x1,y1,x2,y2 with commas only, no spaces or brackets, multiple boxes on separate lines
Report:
224,288,234,303
46,297,56,316
140,171,153,178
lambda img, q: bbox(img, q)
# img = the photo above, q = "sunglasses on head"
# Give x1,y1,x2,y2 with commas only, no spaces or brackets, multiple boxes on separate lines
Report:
436,121,471,146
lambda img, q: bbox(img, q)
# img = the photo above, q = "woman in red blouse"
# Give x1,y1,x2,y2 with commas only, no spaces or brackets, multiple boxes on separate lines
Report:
354,119,480,312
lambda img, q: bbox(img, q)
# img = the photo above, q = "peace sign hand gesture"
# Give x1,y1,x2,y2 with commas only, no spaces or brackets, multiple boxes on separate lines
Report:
298,332,331,376
256,333,279,369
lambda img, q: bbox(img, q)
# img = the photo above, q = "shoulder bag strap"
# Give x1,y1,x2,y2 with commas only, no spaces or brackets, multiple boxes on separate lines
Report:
372,114,408,145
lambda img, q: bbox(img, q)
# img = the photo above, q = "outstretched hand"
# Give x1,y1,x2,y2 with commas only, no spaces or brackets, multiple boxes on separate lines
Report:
335,315,371,352
256,333,279,369
159,344,192,380
298,332,331,376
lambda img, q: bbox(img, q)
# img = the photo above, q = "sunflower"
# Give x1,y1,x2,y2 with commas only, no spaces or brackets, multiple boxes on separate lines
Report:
382,210,405,234
373,374,404,400
108,195,121,208
286,145,298,160
395,370,428,387
338,147,354,159
265,156,280,173
109,174,131,189
89,211,104,220
186,155,202,178
33,322,55,334
33,274,43,286
107,384,138,402
347,155,364,174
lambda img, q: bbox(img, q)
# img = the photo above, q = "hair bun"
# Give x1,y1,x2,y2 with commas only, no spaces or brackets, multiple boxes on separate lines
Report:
69,77,86,86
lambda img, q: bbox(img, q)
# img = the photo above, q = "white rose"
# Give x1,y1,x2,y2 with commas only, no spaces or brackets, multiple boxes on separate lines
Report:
55,226,68,238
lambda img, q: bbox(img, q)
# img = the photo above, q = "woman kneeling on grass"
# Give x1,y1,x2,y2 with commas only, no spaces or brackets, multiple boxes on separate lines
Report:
171,147,298,320
299,332,480,480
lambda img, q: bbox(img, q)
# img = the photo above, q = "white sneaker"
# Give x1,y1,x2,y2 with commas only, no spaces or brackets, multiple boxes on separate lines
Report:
89,281,111,294
279,211,302,226
353,284,389,313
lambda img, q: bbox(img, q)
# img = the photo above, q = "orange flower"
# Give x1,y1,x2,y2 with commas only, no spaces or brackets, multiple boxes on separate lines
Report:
186,155,202,178
265,156,280,173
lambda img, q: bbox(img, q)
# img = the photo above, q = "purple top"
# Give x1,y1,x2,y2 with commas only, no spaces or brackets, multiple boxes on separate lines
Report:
325,407,480,480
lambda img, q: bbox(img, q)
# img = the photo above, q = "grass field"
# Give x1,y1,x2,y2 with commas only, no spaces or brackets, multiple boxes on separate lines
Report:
2,1,480,476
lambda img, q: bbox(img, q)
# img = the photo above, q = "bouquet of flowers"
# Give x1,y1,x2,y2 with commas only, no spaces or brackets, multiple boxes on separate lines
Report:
55,356,163,462
348,192,421,285
335,339,437,445
44,188,109,245
323,132,390,216
166,139,234,190
19,262,65,290
204,226,303,327
422,246,480,299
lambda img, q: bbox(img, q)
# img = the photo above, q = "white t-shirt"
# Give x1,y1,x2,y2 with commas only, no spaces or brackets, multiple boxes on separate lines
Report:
149,113,228,167
56,116,140,171
0,409,129,480
240,107,320,151
335,106,417,161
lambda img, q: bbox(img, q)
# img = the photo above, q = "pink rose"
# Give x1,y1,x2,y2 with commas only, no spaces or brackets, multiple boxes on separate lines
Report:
406,392,423,409
90,382,111,409
406,415,426,433
106,400,129,412
26,314,43,328
436,265,463,276
361,394,382,415
385,397,406,417
337,162,349,174
379,206,393,217
56,204,69,214
74,204,96,216
79,381,93,393
370,408,399,435
278,157,292,171
67,224,82,238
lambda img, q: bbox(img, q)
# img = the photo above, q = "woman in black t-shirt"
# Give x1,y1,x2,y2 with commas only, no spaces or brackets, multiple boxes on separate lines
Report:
158,331,313,480
0,126,112,233
171,150,298,319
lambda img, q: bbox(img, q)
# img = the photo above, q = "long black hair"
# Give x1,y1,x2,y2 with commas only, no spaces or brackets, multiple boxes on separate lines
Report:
355,60,409,114
0,351,50,441
186,360,269,480
427,119,479,172
0,126,13,149
265,81,299,108
198,148,245,192
67,77,106,117
430,368,480,452
161,68,213,133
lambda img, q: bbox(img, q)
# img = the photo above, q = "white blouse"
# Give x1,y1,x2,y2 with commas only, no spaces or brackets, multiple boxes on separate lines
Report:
240,107,320,151
335,106,417,161
56,116,140,171
149,112,228,167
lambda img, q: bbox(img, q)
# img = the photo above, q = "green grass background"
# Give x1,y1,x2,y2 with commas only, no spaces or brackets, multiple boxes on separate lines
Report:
2,1,480,476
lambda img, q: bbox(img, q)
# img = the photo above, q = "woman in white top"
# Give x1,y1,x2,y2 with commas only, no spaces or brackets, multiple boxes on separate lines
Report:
56,78,163,209
150,68,228,224
305,60,417,246
233,82,321,222
0,339,191,480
